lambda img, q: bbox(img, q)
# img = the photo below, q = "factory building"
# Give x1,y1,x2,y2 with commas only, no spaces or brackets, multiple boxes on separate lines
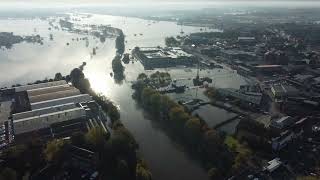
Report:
9,81,93,136
132,47,196,69
30,94,92,110
217,87,263,106
14,80,67,92
13,106,86,135
271,84,300,99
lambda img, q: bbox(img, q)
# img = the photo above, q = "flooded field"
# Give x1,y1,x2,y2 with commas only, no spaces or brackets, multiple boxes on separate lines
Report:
0,13,246,180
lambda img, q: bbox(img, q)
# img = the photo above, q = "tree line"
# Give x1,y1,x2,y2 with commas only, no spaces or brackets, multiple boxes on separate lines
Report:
132,75,235,179
68,66,152,180
0,67,152,180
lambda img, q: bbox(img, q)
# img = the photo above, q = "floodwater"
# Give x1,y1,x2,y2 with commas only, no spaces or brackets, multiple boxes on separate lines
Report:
0,13,246,180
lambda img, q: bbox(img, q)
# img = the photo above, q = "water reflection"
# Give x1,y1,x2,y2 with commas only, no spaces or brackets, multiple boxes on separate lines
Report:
0,14,223,180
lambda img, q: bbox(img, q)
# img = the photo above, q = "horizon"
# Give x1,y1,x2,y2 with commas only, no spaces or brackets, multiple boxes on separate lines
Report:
1,0,320,8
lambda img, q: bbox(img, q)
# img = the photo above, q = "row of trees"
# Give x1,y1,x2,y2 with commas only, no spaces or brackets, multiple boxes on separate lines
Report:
137,72,172,88
165,37,180,47
1,67,151,180
235,118,271,151
112,55,125,83
68,67,152,180
115,29,125,55
132,77,234,179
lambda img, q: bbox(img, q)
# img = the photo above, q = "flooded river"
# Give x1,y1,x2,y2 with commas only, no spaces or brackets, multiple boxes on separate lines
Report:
0,13,245,180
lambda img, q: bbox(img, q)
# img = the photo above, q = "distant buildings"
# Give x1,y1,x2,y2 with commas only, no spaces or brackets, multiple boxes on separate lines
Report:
220,49,256,62
270,116,295,131
217,85,263,106
237,37,256,45
264,158,282,173
271,84,300,100
264,50,289,65
132,47,196,69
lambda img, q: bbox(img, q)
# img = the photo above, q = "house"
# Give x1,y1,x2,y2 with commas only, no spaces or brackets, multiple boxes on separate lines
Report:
217,87,262,106
271,84,299,99
264,158,282,173
271,130,303,151
270,116,295,131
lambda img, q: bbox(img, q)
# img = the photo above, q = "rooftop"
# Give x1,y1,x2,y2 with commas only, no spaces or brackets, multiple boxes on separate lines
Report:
30,94,92,110
28,88,80,104
27,84,73,97
13,103,77,121
13,107,85,124
265,158,282,173
139,47,193,59
14,80,67,92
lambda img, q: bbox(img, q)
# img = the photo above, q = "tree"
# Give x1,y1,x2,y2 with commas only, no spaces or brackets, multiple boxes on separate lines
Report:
0,168,17,180
165,37,180,47
141,88,157,108
149,93,162,116
116,159,130,179
160,95,178,115
24,138,45,172
70,68,84,88
205,87,220,100
111,127,137,179
54,73,63,81
137,73,148,81
108,104,120,122
44,139,66,164
3,145,27,174
232,152,249,172
208,167,222,180
115,30,125,54
136,160,152,180
203,130,234,171
169,106,189,132
184,118,202,146
85,127,109,150
111,127,137,153
112,55,125,83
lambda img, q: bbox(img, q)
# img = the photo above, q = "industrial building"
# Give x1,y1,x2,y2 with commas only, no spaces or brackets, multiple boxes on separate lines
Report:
30,94,92,110
132,47,196,69
271,84,300,99
270,116,295,130
0,80,96,138
14,80,67,92
13,106,86,135
217,87,263,106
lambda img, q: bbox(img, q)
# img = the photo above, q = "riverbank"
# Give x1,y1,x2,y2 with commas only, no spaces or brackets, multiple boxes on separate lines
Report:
0,66,153,180
132,75,236,179
0,13,216,180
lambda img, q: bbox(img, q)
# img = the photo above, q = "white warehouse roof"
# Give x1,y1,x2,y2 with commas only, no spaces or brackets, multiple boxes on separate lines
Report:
13,107,86,135
15,80,67,92
12,103,77,121
31,94,92,110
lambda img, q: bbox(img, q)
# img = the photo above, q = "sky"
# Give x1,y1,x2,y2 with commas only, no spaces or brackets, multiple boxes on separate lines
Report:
0,0,318,3
0,0,319,8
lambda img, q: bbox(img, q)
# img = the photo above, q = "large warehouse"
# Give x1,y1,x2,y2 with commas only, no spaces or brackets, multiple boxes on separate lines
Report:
11,81,92,135
133,47,196,69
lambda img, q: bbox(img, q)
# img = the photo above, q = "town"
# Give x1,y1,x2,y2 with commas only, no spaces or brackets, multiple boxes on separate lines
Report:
0,3,320,180
129,9,320,179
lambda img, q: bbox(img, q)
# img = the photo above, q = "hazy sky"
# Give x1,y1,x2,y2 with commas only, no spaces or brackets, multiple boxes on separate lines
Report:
0,0,318,3
0,0,319,8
